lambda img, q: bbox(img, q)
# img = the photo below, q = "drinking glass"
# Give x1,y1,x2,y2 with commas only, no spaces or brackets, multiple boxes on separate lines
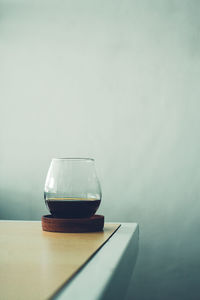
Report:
44,158,102,218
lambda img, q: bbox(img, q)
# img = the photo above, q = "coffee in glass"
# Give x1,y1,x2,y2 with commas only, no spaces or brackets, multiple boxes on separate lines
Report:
44,158,102,218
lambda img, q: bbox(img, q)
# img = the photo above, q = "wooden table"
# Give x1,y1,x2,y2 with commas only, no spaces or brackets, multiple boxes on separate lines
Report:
0,221,138,300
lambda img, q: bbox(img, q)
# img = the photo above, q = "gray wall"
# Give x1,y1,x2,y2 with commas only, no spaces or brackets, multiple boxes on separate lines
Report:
1,1,200,299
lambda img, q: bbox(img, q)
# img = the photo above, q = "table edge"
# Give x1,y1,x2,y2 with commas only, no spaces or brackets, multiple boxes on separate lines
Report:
53,222,139,300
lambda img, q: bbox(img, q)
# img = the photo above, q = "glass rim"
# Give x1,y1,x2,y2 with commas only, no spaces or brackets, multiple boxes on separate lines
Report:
52,157,95,161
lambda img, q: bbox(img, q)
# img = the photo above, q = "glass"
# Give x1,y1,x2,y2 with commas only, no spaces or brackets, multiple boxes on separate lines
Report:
44,158,102,218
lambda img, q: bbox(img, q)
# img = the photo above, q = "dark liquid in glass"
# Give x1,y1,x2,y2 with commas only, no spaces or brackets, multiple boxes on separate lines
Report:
45,197,101,218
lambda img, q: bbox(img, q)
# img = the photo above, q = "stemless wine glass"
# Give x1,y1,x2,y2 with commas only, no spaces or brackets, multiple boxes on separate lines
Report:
44,158,102,218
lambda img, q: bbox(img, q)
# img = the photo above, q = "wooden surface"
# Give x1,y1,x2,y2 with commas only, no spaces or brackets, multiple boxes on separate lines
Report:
42,214,104,233
0,221,120,300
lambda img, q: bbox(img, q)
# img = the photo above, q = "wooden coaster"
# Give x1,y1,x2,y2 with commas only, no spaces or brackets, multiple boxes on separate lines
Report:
42,214,104,233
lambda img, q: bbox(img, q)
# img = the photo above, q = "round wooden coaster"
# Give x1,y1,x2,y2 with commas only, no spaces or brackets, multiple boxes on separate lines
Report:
42,214,104,233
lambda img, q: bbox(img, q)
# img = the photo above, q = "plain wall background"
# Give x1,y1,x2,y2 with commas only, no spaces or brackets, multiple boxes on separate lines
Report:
1,1,200,299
